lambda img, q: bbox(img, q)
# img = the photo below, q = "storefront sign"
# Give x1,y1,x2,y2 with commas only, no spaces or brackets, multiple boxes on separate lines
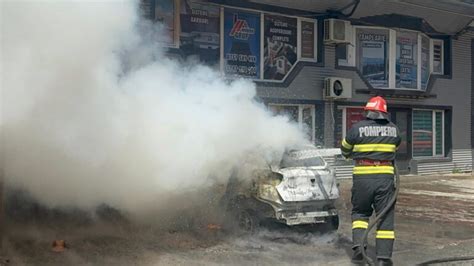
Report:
180,0,220,66
396,32,418,89
224,9,260,78
357,30,389,88
263,15,297,80
346,108,365,134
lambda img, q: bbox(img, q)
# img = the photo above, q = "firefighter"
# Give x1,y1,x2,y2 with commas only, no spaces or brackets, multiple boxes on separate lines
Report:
341,96,401,266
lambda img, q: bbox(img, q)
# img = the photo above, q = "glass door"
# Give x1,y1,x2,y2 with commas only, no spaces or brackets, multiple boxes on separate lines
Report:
390,109,411,174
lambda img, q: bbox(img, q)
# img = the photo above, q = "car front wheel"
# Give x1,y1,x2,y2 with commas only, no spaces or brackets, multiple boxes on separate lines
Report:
235,208,259,233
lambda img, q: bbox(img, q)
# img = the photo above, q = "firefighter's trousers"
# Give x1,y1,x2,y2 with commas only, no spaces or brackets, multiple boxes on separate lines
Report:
351,175,396,260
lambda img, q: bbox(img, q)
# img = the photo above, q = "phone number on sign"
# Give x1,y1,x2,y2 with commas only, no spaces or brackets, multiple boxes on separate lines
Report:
225,65,257,76
226,53,257,63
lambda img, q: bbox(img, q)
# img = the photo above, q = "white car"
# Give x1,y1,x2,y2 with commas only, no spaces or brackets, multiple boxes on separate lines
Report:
223,146,340,232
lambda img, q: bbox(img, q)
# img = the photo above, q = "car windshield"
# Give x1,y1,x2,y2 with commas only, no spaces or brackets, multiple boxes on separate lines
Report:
280,150,325,168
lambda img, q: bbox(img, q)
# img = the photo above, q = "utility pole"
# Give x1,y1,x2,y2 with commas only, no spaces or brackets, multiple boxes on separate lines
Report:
0,118,7,266
0,7,6,258
0,88,5,257
0,147,4,253
0,127,4,256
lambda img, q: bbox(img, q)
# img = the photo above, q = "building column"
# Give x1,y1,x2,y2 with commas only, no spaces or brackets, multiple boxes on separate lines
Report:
324,100,336,148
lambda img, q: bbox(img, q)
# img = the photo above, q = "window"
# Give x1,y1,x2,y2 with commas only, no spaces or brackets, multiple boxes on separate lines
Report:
343,107,365,137
413,110,444,157
302,106,314,141
413,110,432,157
435,111,444,156
336,43,349,65
179,0,220,68
392,111,409,155
421,36,430,90
396,31,418,89
299,19,317,60
348,24,449,90
221,8,318,81
432,39,444,74
146,2,322,76
270,104,298,122
335,107,365,147
356,28,390,88
154,0,179,47
268,104,316,142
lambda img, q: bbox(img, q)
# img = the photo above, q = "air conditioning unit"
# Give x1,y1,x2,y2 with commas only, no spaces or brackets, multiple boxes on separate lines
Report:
324,19,351,44
324,77,352,99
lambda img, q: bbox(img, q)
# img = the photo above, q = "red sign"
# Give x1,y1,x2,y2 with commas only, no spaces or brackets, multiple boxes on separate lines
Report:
346,107,365,134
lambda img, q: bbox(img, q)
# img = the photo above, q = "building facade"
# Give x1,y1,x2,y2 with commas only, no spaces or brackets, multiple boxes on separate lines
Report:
143,0,474,177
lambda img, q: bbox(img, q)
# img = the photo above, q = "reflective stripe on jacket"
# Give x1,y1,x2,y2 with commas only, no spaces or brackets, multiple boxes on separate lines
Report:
340,118,401,175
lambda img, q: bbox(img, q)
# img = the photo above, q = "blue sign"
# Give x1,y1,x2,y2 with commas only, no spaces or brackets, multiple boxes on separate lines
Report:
224,9,260,78
396,32,418,89
357,31,389,88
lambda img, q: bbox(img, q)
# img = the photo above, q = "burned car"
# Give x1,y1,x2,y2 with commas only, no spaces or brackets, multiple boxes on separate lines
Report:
223,147,340,232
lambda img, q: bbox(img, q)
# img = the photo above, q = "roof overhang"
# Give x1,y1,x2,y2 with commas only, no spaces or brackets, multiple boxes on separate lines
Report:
242,0,474,34
393,0,474,17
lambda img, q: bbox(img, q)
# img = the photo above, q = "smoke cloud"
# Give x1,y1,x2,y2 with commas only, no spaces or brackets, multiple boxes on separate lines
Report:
1,1,307,213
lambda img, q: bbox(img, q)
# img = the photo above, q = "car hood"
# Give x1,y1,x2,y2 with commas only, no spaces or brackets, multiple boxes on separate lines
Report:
275,167,339,202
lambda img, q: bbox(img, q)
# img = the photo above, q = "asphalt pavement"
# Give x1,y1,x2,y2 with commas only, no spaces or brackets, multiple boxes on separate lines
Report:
2,174,473,265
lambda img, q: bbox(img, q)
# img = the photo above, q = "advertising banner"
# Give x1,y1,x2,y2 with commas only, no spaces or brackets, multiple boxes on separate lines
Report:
263,15,297,80
224,9,260,78
357,30,389,88
396,32,418,89
180,0,220,66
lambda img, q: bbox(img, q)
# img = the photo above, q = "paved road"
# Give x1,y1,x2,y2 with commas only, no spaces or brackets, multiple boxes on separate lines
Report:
2,174,474,265
335,173,474,265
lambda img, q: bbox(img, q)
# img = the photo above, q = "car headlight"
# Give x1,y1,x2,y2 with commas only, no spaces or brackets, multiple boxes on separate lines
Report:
258,184,281,203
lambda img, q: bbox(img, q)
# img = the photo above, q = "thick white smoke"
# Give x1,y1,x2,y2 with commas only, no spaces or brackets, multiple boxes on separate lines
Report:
1,1,307,212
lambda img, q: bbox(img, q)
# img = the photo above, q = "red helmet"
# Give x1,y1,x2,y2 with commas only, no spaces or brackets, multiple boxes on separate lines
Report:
364,96,387,113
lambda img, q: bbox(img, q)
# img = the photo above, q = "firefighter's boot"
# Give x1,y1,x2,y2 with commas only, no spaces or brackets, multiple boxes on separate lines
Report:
351,245,365,265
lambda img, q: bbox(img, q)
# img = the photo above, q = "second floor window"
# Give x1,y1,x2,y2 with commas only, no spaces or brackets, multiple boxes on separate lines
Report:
340,24,447,91
356,28,390,88
396,31,418,89
432,39,444,74
421,36,430,90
